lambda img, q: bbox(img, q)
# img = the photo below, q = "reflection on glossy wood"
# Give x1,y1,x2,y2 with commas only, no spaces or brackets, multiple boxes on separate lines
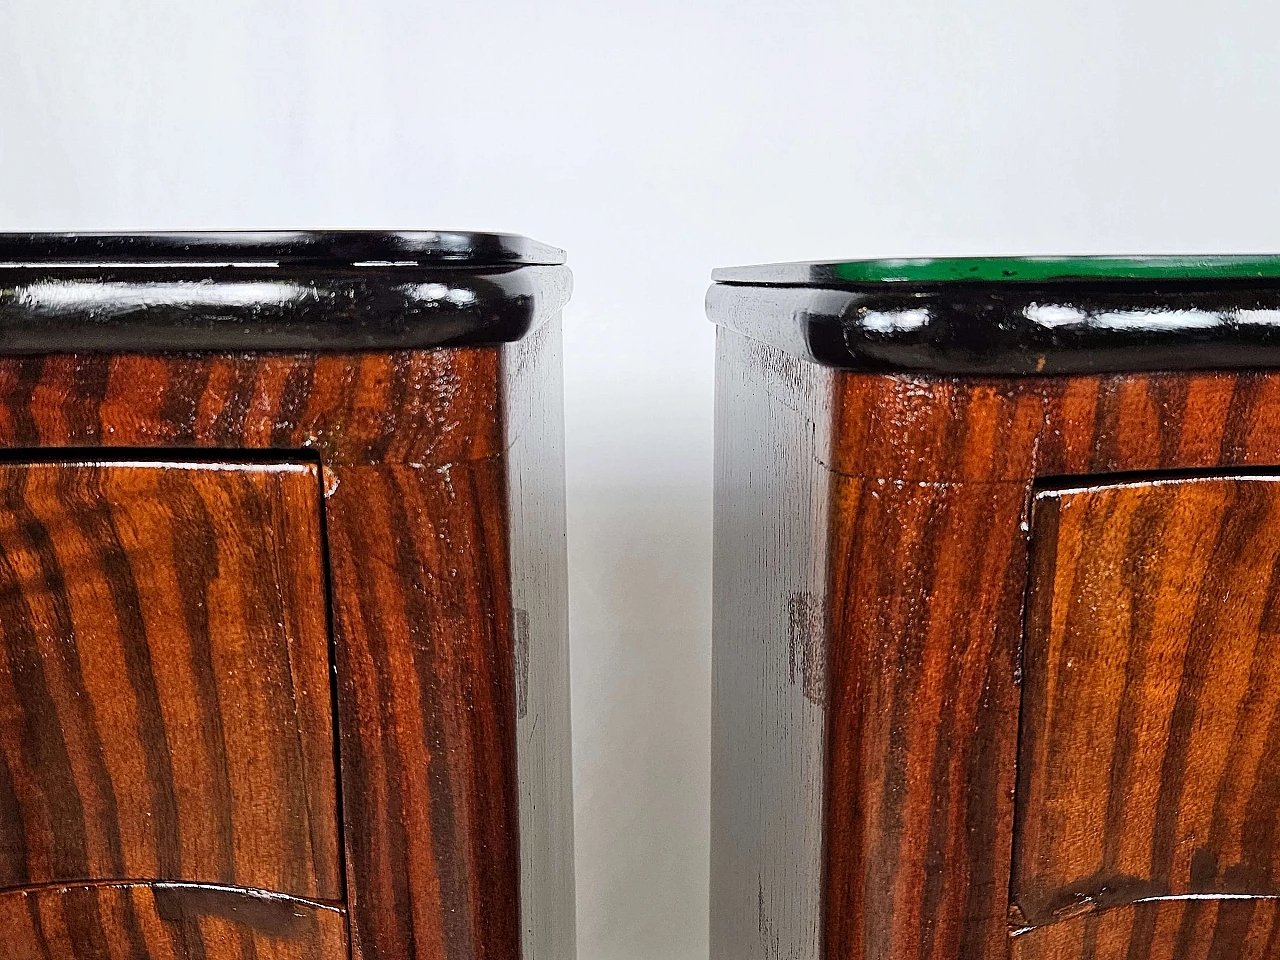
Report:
0,350,503,466
326,461,520,960
707,272,1280,376
1011,899,1280,960
830,372,1280,481
1015,478,1280,926
0,336,573,960
0,882,348,960
823,476,1028,960
0,462,340,897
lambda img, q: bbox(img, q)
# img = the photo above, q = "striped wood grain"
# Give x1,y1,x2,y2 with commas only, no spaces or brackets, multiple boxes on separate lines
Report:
0,881,348,960
0,461,340,898
1015,478,1280,926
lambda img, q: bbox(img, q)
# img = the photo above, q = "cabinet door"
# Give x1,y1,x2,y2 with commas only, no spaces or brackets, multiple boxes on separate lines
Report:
0,882,349,960
0,461,345,958
1012,476,1280,960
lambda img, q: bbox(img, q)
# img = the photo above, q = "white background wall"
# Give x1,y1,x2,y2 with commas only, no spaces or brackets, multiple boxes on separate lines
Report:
3,3,1280,957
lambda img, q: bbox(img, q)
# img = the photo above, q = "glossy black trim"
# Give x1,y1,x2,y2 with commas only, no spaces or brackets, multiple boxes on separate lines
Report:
0,231,565,268
706,281,1280,375
0,264,571,354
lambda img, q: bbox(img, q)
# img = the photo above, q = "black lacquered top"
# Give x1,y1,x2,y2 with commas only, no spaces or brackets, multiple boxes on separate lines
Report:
0,231,570,354
0,231,565,268
708,255,1280,375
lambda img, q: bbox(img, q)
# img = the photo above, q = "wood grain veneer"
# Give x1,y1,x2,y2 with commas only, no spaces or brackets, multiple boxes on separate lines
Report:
0,351,504,466
326,460,519,960
1015,477,1280,923
0,882,348,960
1010,899,1280,960
0,461,339,897
0,340,570,960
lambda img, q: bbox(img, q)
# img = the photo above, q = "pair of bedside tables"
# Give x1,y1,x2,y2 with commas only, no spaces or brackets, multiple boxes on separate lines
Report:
0,233,1277,960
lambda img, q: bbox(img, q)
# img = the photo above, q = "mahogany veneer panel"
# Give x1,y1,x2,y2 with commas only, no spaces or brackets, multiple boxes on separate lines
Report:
0,461,340,898
830,373,1280,482
0,351,504,467
822,476,1028,960
0,882,348,960
326,462,519,960
1014,477,1280,925
0,339,571,960
1011,899,1280,960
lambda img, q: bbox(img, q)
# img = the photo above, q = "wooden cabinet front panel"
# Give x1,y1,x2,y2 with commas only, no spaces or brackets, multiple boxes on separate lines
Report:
0,882,348,960
1012,899,1280,960
0,461,341,899
1013,476,1280,950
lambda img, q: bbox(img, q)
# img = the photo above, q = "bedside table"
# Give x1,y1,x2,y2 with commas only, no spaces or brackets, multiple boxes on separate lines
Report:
708,255,1280,960
0,231,575,960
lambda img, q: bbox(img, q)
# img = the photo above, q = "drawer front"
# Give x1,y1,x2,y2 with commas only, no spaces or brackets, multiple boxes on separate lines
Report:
1012,476,1280,955
0,882,348,960
0,461,341,900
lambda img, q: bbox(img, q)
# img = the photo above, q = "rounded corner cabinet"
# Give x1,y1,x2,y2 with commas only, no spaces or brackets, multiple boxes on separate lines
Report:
0,232,575,960
708,255,1280,960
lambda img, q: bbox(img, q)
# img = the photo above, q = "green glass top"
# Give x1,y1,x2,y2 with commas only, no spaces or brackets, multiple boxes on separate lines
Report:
711,255,1280,286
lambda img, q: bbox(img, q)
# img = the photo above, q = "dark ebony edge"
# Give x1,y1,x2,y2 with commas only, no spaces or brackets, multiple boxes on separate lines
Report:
707,281,1280,375
0,264,571,354
0,231,565,268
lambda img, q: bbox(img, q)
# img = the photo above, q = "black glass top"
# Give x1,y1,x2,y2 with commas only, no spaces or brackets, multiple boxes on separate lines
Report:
0,231,569,354
707,255,1280,375
0,231,565,268
713,255,1280,287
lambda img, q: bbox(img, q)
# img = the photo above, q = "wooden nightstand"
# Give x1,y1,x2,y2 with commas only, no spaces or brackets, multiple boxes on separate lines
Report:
0,231,575,960
708,255,1280,960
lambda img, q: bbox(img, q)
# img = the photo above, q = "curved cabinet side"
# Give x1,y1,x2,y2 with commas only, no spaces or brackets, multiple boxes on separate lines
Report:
503,316,576,960
710,329,835,960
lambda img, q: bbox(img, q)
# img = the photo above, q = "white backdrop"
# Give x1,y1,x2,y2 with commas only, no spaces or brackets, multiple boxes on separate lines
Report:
4,3,1280,958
